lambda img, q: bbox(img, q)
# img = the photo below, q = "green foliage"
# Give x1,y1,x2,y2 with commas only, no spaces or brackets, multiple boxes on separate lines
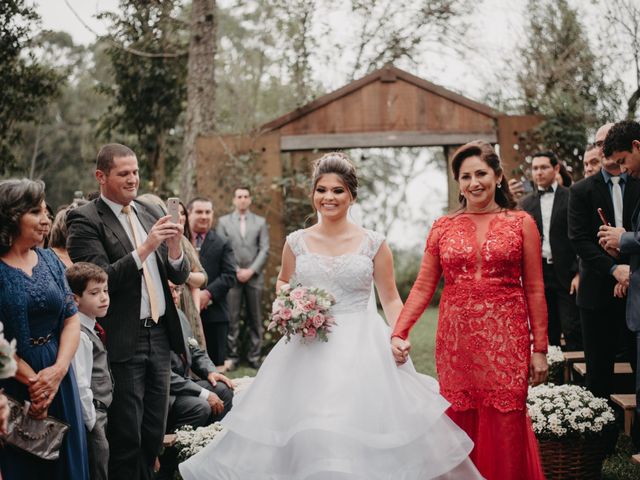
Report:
0,0,63,174
516,0,621,172
97,0,188,193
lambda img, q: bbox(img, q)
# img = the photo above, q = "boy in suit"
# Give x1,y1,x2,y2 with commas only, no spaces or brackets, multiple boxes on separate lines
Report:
67,262,113,480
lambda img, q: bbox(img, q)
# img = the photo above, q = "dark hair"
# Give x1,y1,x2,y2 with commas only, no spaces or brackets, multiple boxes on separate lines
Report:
96,143,136,174
557,162,573,187
65,262,108,296
49,207,70,249
179,200,192,241
451,140,516,209
234,186,251,196
311,152,358,201
0,178,46,255
531,151,559,167
603,120,640,157
187,196,213,211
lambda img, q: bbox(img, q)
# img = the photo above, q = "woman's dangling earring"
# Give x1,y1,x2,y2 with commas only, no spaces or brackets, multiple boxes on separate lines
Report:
497,183,502,189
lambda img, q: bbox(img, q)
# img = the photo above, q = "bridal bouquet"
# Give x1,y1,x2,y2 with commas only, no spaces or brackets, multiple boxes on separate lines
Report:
174,423,225,461
268,284,336,343
0,321,17,379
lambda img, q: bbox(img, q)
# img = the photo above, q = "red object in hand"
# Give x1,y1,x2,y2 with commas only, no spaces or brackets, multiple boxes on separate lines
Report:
597,208,610,226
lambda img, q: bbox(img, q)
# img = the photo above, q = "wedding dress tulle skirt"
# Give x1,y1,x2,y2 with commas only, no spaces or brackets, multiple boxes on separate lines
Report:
179,310,483,479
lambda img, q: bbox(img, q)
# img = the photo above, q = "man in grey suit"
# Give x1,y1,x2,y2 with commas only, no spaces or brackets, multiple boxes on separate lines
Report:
598,119,640,450
216,187,269,370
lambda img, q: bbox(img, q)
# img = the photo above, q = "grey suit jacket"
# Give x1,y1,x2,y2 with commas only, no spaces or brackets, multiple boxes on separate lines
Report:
620,201,640,332
216,210,269,286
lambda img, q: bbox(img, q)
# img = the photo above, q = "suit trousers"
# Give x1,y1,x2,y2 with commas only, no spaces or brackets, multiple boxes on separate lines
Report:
580,298,636,400
88,408,109,480
202,321,228,366
542,262,582,350
158,380,234,480
227,283,263,363
108,321,171,480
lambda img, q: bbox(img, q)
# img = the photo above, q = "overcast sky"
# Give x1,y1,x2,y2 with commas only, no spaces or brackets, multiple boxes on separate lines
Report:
31,1,615,247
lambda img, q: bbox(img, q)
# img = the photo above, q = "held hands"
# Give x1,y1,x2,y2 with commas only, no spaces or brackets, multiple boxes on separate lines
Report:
597,225,625,252
614,282,628,298
236,268,255,284
27,363,65,417
208,371,235,390
206,391,225,416
391,337,411,366
529,352,548,386
612,265,631,288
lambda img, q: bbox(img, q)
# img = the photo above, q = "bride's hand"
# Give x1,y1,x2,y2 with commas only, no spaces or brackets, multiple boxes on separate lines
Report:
529,352,548,386
391,337,411,365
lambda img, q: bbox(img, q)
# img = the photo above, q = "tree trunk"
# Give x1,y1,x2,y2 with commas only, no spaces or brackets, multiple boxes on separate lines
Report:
180,0,217,201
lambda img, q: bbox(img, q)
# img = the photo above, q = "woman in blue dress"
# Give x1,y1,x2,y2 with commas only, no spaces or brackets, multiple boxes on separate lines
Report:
0,179,89,480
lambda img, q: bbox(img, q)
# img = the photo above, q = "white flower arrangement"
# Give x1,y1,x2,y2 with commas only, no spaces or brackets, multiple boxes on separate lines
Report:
546,345,565,384
527,384,615,440
546,345,564,365
174,422,225,460
0,321,17,379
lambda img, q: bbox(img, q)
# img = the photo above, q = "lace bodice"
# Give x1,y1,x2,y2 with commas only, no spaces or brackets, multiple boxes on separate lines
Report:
286,229,385,314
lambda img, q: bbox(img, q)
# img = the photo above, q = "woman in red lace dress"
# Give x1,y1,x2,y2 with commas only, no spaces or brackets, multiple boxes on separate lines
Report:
391,141,548,480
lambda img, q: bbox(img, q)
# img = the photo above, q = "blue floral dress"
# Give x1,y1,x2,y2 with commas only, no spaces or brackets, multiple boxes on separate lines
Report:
0,248,89,480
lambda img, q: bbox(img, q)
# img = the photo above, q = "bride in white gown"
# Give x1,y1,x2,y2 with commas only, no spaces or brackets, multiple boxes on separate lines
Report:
179,153,483,479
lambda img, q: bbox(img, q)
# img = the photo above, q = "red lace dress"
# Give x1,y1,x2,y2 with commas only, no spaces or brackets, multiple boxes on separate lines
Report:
392,210,548,480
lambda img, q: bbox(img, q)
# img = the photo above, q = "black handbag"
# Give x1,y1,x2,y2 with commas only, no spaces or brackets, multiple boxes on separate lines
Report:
1,394,69,461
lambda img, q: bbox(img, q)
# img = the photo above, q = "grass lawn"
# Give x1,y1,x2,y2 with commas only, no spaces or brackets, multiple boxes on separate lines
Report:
227,307,439,380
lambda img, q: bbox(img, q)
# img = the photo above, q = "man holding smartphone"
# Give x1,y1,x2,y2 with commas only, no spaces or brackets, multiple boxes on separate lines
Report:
598,119,640,451
568,123,639,404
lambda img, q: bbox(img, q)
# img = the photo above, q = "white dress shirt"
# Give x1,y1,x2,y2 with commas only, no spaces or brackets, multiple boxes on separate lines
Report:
71,312,97,430
539,181,557,261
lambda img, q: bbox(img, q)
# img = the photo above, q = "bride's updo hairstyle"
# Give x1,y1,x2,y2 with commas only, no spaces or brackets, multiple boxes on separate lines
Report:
311,152,358,201
451,140,516,210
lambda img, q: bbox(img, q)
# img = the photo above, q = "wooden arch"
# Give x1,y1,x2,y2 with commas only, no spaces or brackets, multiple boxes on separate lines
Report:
195,64,540,271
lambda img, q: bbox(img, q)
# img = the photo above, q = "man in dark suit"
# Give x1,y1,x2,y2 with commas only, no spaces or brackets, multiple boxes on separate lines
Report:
568,123,639,400
598,119,640,450
188,197,237,366
522,151,581,350
66,143,190,480
216,187,270,370
158,281,234,480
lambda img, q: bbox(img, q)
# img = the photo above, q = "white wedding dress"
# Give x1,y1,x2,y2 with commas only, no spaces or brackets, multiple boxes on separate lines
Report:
180,229,483,479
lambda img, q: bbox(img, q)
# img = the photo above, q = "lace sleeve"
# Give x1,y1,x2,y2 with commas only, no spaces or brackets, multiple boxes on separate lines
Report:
391,219,445,340
521,213,548,353
286,230,304,257
363,230,386,259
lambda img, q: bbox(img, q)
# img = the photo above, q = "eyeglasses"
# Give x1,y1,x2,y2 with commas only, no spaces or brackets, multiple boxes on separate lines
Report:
169,286,183,294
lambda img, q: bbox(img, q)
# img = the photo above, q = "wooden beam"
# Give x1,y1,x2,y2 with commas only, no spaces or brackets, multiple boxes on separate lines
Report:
280,131,497,151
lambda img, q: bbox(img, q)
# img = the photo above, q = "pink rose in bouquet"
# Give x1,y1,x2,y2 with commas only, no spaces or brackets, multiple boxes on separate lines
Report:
268,284,336,343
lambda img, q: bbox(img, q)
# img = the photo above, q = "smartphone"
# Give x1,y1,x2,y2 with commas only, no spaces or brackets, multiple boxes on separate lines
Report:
166,197,180,224
597,207,610,226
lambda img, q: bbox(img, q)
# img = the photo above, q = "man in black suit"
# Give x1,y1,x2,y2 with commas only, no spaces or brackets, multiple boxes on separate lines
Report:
522,151,581,350
66,143,190,480
188,197,237,366
568,123,639,399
